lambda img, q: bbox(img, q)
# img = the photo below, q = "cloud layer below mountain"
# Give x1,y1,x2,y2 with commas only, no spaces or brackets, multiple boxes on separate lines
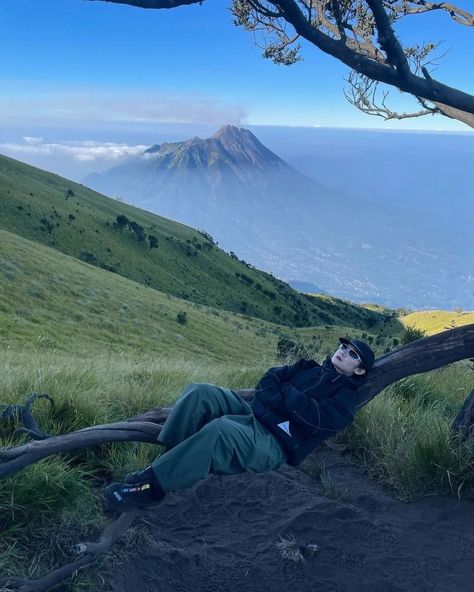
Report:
0,137,148,162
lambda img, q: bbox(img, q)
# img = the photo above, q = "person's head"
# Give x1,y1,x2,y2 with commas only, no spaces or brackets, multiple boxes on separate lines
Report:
331,338,375,377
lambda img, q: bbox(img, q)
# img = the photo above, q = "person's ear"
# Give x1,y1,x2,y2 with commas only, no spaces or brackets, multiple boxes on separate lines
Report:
354,367,366,376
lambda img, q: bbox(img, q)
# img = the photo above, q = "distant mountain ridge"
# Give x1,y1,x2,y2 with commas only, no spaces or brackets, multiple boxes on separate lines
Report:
142,125,291,171
84,126,472,310
0,152,386,328
84,125,336,226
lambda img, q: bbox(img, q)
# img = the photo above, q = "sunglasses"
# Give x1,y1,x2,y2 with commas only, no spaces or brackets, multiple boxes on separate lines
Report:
338,343,361,361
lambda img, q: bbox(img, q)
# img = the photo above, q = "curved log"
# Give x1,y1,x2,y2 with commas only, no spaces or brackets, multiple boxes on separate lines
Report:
0,421,163,478
1,393,54,440
355,324,474,408
0,511,138,592
1,325,473,480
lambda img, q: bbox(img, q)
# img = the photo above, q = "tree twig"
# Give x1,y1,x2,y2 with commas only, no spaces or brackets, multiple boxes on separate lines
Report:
0,511,138,592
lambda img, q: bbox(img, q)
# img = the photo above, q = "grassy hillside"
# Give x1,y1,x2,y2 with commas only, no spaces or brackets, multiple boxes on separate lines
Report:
0,229,280,364
398,310,474,335
0,153,387,330
1,227,472,590
1,228,399,366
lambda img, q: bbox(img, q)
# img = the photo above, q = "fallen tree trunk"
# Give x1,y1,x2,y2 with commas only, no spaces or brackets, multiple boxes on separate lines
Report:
1,325,473,479
353,324,474,408
1,324,473,591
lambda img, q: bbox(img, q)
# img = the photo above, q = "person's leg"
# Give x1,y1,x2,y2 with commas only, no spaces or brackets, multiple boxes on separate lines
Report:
105,414,286,511
122,382,251,487
158,382,251,449
151,413,286,492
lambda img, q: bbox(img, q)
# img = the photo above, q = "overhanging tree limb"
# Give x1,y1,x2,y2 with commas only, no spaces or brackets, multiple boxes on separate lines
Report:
85,0,474,127
271,0,474,114
87,0,200,7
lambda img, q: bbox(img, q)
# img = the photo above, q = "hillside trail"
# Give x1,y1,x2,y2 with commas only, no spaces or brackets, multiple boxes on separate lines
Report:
103,449,473,592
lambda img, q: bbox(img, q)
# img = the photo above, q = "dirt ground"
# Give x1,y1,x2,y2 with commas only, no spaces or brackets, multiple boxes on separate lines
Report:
103,449,474,592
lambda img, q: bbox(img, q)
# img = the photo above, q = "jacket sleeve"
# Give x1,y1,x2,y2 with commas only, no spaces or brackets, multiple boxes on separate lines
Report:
282,383,356,435
255,359,314,392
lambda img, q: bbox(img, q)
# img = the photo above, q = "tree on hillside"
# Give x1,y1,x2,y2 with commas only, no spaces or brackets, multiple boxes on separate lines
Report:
114,214,130,231
129,220,146,241
148,234,159,249
86,0,474,128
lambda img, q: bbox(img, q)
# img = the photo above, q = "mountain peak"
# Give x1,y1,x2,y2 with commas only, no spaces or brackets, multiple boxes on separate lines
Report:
211,125,255,142
212,124,243,136
210,125,283,168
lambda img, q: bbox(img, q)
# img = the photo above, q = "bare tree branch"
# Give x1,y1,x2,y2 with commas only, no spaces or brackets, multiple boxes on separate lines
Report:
270,0,474,115
83,0,474,126
0,511,138,592
345,71,440,120
394,0,474,26
0,421,163,478
87,0,202,8
366,0,411,76
1,393,54,440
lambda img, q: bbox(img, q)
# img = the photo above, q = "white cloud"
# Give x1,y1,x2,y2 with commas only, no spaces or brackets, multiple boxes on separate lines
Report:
0,139,148,162
23,136,44,145
0,87,248,127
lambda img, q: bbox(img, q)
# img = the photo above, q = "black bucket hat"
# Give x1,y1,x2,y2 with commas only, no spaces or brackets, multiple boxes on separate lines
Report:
339,337,375,370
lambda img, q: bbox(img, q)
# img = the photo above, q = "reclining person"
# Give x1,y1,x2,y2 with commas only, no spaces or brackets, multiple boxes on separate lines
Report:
105,337,375,512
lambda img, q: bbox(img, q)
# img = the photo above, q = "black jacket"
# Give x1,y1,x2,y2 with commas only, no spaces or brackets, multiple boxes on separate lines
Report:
251,356,364,465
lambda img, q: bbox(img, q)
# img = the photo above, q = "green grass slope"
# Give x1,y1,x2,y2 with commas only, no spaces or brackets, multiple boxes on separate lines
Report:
0,153,386,330
1,228,472,589
0,229,280,364
399,310,474,335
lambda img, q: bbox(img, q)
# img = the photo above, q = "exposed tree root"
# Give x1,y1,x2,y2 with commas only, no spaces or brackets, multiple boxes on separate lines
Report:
0,511,138,592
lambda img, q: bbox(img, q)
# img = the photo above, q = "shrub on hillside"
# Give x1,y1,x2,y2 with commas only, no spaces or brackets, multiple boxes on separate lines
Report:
79,252,98,265
401,325,426,345
276,337,306,361
148,235,158,249
114,214,129,231
198,229,216,245
129,221,145,241
176,311,187,325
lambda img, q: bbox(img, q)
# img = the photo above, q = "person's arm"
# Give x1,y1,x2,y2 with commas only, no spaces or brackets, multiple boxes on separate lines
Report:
255,359,314,392
282,383,356,435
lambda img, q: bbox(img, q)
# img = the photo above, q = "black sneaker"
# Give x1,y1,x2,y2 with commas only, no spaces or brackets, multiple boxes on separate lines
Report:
124,465,155,486
105,481,160,512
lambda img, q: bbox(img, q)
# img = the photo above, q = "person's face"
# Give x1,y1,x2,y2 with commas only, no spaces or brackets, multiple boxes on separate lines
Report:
331,343,366,377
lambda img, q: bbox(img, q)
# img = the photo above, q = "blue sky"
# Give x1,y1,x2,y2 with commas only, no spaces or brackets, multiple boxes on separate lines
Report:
1,0,473,130
0,0,473,179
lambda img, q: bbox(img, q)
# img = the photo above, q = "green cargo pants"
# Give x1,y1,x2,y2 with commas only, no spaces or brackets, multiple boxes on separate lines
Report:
151,382,286,492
